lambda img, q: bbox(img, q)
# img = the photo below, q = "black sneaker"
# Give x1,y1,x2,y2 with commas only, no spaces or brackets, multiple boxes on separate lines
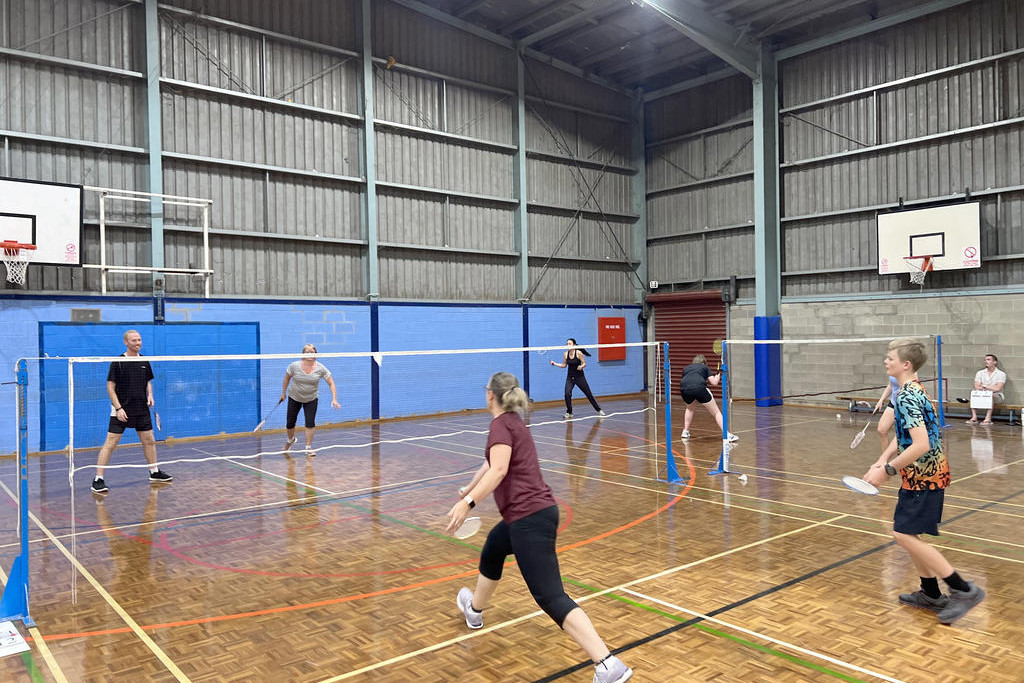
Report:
149,470,173,483
91,478,109,494
898,590,948,612
937,582,985,624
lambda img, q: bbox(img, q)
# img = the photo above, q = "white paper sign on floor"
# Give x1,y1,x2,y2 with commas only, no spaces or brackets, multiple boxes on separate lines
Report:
0,621,30,658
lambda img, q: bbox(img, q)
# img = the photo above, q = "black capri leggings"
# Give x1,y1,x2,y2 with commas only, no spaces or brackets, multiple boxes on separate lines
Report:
285,397,318,429
478,505,578,627
564,373,601,413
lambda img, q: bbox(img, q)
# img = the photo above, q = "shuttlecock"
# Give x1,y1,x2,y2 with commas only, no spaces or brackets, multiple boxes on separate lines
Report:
836,413,842,420
737,473,748,485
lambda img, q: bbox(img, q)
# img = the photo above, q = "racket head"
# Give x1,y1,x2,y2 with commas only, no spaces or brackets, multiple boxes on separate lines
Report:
841,475,879,495
155,412,161,431
453,516,482,540
849,431,864,449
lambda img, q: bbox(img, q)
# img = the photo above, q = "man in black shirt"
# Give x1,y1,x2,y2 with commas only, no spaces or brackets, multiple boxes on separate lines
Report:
91,329,171,494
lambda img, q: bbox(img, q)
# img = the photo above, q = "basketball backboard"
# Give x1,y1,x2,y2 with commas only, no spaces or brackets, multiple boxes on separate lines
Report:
877,202,981,274
0,177,83,265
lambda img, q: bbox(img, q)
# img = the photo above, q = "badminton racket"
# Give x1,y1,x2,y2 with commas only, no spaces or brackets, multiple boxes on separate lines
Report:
849,406,879,449
841,475,879,495
452,516,482,539
154,412,162,431
254,398,284,432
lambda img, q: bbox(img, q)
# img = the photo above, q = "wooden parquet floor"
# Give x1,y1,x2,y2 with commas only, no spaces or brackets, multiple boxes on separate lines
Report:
1,398,1022,682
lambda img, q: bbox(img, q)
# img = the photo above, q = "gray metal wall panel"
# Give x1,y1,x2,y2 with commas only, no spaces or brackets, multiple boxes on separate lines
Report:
380,250,515,300
160,12,262,92
2,62,142,146
163,161,265,231
165,0,359,51
5,0,136,69
526,262,634,304
264,40,360,110
645,75,751,139
522,57,631,119
378,191,444,246
446,83,515,145
446,202,515,252
374,1,515,91
263,108,361,176
376,129,513,197
783,216,876,272
161,90,267,162
648,126,754,191
528,214,633,260
268,177,362,240
374,67,442,129
527,158,632,215
207,234,363,297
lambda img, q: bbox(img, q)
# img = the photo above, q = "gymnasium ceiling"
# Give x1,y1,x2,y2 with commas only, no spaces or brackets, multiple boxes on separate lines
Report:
409,0,952,94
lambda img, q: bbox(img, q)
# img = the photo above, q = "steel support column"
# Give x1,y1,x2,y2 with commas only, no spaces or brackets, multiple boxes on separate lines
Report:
361,0,380,299
752,43,780,318
631,94,647,305
514,50,530,300
144,0,164,278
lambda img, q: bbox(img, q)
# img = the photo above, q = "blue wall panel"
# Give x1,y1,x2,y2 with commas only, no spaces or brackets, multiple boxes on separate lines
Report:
527,307,644,405
40,322,259,450
377,305,522,418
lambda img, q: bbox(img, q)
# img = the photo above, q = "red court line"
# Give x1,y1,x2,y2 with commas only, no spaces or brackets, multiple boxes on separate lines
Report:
36,428,694,642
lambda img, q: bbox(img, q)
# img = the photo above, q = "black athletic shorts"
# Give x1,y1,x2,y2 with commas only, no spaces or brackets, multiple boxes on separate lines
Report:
893,487,944,536
108,412,153,434
680,386,713,405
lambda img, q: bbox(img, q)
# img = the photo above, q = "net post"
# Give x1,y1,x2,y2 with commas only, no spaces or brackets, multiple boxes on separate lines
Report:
710,340,730,475
662,342,683,484
0,359,35,627
936,335,948,428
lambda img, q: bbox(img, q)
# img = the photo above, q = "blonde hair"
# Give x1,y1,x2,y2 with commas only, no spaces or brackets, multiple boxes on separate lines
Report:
692,354,706,365
487,372,529,414
302,344,317,353
888,338,927,371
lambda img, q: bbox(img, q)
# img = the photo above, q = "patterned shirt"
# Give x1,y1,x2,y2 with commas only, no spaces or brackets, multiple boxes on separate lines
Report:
892,380,949,490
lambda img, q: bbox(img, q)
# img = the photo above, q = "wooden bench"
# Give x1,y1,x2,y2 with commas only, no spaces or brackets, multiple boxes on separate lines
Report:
835,395,1021,425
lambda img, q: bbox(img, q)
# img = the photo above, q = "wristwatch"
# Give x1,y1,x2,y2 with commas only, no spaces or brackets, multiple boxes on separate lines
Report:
463,495,475,509
884,463,897,476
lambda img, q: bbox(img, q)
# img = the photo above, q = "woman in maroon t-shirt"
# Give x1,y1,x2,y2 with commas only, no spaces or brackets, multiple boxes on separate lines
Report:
446,372,632,683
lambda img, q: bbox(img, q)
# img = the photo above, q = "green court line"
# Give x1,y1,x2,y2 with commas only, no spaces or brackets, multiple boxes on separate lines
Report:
564,577,868,683
18,650,46,683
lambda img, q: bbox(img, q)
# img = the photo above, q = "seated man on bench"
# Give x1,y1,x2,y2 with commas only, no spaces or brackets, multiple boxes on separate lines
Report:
968,353,1006,425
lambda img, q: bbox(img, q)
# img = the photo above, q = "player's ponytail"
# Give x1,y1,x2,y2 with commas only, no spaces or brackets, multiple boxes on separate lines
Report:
487,372,529,414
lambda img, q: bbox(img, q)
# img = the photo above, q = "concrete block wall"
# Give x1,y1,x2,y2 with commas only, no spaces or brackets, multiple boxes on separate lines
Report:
727,294,1023,410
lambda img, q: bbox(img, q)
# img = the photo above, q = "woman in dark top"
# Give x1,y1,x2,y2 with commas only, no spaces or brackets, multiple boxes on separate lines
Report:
550,338,606,419
679,354,737,442
446,372,632,683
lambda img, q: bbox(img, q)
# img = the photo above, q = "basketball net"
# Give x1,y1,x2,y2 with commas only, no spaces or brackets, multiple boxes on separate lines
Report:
905,256,933,286
2,245,33,286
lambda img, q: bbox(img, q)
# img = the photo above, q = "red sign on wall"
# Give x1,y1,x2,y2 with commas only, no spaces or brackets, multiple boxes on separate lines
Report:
597,317,626,361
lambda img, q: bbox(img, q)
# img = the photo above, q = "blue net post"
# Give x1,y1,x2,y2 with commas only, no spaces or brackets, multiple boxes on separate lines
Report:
662,342,684,484
936,335,948,428
0,359,35,626
710,341,730,475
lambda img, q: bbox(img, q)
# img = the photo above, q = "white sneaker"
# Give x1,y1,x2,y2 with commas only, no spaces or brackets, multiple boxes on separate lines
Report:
457,587,483,629
727,432,739,442
597,410,607,416
593,655,632,683
680,430,690,439
286,437,297,446
564,412,573,419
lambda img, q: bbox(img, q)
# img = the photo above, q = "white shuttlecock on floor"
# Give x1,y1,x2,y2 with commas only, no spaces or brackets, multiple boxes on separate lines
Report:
835,413,842,420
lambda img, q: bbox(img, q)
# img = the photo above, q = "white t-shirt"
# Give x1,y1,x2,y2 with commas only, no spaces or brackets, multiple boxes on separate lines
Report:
975,367,1006,400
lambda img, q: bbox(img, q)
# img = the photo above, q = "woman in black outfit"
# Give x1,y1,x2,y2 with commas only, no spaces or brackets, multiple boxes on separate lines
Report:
550,338,606,419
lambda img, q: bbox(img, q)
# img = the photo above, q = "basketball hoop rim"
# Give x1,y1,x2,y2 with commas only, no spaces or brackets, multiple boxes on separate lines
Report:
903,255,935,272
0,241,38,255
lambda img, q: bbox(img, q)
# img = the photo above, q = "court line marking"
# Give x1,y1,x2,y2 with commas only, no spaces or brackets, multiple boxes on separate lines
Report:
315,513,851,682
0,479,190,682
366,428,1024,555
622,589,907,683
26,628,68,683
0,562,68,683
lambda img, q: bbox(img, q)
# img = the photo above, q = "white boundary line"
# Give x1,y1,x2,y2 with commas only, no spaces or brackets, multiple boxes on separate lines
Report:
622,589,908,683
0,478,190,682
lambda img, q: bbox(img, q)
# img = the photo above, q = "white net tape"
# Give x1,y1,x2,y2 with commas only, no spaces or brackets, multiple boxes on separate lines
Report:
2,248,31,285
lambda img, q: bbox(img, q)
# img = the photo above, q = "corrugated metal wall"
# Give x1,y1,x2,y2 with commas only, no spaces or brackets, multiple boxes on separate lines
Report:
645,0,1024,300
645,75,755,289
0,0,641,303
